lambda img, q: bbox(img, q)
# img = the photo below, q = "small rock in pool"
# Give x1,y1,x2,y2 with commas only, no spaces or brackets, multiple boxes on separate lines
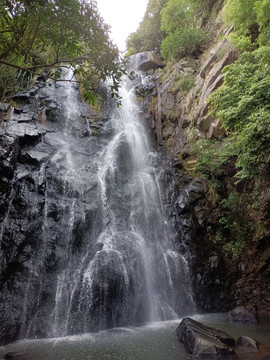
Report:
236,336,260,352
4,352,27,360
228,306,257,323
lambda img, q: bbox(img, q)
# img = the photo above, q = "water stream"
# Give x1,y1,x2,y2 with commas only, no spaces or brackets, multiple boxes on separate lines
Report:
49,71,196,334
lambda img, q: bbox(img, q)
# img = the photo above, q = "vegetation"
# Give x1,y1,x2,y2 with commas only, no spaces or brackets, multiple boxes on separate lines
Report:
126,0,167,56
207,192,253,258
184,0,270,257
0,0,125,103
160,0,207,61
208,0,270,181
126,0,217,60
175,72,196,94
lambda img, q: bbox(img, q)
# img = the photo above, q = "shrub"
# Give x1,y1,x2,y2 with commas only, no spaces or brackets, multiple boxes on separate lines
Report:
161,28,206,60
208,46,270,180
175,72,196,94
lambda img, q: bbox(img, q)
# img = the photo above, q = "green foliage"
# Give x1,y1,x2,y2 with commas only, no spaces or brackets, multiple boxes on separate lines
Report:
160,0,207,61
207,192,253,258
191,0,270,258
255,0,270,46
160,0,189,32
126,0,167,55
175,72,195,94
0,66,33,100
208,46,270,180
161,28,206,60
189,136,236,189
219,193,252,258
126,0,215,57
223,0,270,46
223,0,257,36
235,109,270,180
0,0,125,103
190,136,256,259
228,33,257,52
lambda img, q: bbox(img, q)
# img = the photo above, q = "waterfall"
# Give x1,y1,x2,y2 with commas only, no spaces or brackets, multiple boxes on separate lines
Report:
0,67,195,344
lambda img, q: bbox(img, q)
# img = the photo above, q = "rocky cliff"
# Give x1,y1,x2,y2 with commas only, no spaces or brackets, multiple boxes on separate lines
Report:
133,0,270,316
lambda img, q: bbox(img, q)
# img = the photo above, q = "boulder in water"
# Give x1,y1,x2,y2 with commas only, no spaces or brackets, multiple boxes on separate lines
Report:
236,336,260,352
3,353,27,360
128,51,164,72
176,317,236,357
228,306,258,323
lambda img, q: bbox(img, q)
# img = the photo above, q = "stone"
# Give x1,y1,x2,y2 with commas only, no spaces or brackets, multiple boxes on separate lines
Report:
45,102,60,122
208,118,225,138
128,51,164,72
176,317,236,357
236,336,260,352
0,103,11,125
5,122,46,139
195,44,238,137
11,87,38,103
176,178,208,215
228,306,258,323
0,103,10,112
3,353,27,360
11,110,37,123
199,38,231,79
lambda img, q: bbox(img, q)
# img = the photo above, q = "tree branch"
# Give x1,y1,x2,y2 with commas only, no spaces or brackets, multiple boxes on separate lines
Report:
24,14,41,62
0,59,71,71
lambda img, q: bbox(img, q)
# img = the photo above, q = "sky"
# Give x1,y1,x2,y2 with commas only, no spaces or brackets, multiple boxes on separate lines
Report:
96,0,149,52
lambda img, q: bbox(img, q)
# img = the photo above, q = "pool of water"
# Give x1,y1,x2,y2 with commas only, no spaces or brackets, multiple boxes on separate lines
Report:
1,314,270,360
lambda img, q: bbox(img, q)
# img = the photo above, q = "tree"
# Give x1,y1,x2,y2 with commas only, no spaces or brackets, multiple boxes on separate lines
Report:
0,0,125,102
160,0,207,61
126,0,167,55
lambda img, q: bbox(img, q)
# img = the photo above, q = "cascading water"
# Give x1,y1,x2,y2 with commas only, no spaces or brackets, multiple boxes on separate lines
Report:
48,71,195,335
0,66,195,344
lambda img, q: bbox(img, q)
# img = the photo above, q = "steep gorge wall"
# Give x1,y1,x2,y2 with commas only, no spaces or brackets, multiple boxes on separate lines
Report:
135,1,270,316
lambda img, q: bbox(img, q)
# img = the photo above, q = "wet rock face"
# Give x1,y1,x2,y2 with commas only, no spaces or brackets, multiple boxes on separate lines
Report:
171,175,234,312
0,74,104,345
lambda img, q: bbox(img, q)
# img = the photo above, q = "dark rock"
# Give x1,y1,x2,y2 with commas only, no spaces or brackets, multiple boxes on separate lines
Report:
228,306,258,323
128,51,164,72
11,110,37,123
5,122,46,141
0,103,10,112
11,87,39,103
45,102,60,122
236,336,260,352
176,177,208,214
95,242,104,252
4,352,27,360
176,317,236,357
